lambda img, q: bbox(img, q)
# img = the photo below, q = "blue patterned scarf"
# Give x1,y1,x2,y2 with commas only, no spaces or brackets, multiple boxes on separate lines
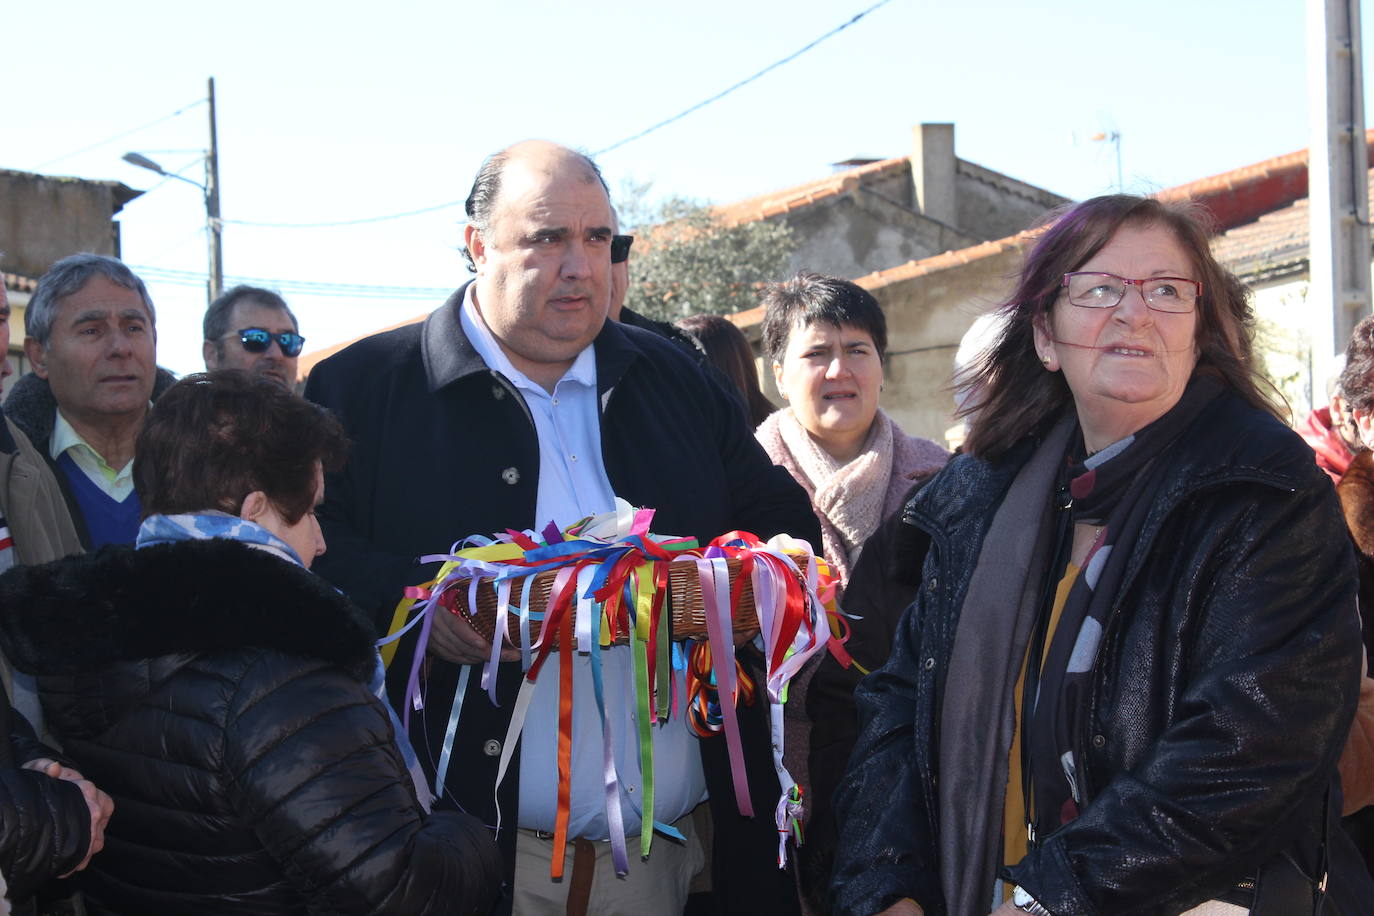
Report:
137,512,303,564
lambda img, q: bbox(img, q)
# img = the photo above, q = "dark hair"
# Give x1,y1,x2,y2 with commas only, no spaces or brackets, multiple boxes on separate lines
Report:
135,371,348,524
759,272,889,367
27,254,155,345
203,285,297,342
459,143,610,271
1341,315,1374,412
960,194,1278,459
675,314,776,427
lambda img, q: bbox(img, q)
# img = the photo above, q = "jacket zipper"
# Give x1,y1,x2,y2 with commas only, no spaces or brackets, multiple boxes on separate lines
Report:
1076,471,1294,804
901,502,953,852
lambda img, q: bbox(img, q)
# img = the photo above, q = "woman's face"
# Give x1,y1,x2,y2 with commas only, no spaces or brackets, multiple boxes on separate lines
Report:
1033,222,1200,450
249,462,327,569
772,320,883,456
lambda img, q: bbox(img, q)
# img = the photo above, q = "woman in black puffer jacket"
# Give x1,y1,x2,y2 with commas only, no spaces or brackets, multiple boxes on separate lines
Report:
0,372,503,915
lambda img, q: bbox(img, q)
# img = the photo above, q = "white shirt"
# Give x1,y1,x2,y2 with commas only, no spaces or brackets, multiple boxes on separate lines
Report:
461,287,706,839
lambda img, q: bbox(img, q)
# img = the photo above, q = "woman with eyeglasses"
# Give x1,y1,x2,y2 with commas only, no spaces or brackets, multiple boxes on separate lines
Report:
0,371,502,915
830,195,1373,916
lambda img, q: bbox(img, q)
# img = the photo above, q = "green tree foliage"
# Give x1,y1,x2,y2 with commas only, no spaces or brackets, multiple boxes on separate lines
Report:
617,189,796,323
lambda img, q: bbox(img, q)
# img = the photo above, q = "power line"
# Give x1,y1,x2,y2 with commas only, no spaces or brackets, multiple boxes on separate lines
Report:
30,99,207,172
221,199,465,229
209,1,892,231
592,0,894,156
131,265,452,300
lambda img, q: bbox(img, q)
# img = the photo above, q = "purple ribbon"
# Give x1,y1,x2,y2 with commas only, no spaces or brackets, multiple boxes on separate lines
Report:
692,553,752,817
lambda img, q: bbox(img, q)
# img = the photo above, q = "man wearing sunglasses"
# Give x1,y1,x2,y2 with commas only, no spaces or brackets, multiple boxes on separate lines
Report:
202,286,304,389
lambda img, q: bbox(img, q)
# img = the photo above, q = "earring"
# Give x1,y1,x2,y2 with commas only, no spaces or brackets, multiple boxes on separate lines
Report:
1040,355,1051,365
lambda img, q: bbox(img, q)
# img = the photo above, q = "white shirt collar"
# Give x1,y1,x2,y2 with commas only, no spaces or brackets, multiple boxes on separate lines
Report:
460,284,596,395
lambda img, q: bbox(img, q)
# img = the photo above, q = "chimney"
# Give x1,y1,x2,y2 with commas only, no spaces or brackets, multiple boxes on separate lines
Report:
911,123,956,225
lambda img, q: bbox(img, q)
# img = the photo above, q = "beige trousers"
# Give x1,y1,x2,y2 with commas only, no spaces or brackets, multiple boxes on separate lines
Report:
511,813,705,916
1178,903,1248,915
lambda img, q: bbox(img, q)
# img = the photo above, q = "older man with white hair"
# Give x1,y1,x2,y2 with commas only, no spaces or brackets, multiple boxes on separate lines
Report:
5,255,173,549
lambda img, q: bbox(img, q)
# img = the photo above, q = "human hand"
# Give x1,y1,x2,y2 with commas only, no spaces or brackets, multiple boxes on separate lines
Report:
875,900,924,916
61,777,113,875
427,609,519,665
25,760,114,876
987,902,1019,915
22,757,83,783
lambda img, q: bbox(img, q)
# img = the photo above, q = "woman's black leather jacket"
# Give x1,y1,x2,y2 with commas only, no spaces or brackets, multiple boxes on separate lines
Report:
831,391,1368,916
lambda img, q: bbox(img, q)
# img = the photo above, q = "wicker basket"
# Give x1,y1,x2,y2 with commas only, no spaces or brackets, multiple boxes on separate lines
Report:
452,557,766,646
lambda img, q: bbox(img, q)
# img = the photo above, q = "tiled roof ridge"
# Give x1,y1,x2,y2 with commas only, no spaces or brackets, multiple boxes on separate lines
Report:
843,133,1374,291
854,231,1039,289
955,159,1066,206
728,135,1374,331
723,230,1040,332
712,156,909,224
1156,144,1313,203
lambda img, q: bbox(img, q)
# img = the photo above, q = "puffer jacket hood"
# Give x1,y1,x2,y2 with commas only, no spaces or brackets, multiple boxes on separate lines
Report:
0,539,377,687
0,539,379,756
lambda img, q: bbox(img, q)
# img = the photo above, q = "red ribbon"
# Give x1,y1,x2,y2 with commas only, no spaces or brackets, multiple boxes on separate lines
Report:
552,586,574,878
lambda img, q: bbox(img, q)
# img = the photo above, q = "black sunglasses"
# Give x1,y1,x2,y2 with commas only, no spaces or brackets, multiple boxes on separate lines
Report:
611,234,634,264
230,327,306,357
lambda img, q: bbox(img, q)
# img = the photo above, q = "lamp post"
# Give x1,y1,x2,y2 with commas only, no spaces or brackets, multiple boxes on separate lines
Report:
122,77,223,304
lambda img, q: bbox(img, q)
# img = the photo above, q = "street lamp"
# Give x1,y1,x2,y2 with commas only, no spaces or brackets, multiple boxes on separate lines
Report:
122,77,223,304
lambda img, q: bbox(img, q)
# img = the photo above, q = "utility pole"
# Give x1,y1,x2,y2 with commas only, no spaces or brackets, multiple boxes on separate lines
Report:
206,76,223,304
1308,0,1370,394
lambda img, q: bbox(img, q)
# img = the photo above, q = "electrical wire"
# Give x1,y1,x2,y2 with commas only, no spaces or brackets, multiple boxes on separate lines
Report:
30,99,207,172
131,265,452,300
213,0,894,230
221,199,465,229
592,0,894,156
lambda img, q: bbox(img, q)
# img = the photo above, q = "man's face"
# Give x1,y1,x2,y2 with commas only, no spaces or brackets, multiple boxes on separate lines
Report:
26,274,156,427
204,300,300,387
465,149,613,385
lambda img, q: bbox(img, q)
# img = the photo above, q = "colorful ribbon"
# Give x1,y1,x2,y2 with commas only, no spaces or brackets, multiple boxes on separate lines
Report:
380,499,839,875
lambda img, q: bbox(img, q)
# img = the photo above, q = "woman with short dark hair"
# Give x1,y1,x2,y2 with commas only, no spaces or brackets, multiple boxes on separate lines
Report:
831,196,1371,916
756,272,947,592
754,273,947,912
0,371,502,915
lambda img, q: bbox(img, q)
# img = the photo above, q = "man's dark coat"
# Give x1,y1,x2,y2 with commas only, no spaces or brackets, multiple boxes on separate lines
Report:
305,283,822,914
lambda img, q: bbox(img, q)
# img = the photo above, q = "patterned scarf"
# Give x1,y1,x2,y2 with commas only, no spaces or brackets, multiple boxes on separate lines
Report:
137,512,303,564
1025,375,1223,839
136,512,435,811
774,408,894,575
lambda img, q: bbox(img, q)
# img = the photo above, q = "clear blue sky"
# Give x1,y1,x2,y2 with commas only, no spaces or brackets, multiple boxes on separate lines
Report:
0,0,1354,375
